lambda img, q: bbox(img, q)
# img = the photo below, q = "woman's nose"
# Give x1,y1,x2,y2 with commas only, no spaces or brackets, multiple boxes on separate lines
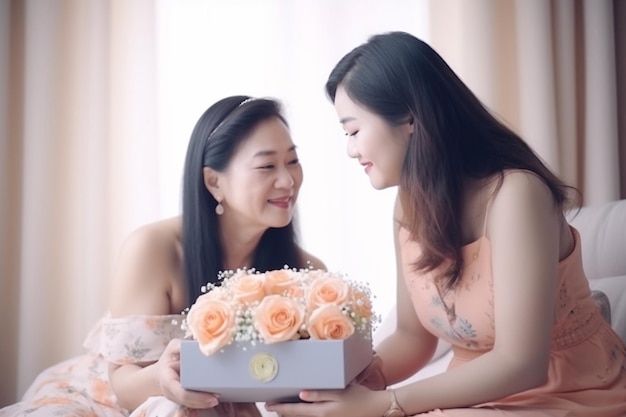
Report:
275,167,295,188
346,136,358,158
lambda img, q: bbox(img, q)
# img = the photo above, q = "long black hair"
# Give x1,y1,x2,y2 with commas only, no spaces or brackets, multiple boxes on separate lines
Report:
182,96,303,305
326,31,578,289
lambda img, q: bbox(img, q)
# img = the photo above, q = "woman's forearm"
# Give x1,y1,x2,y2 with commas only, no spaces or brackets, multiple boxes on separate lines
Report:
394,348,548,414
109,363,161,411
375,329,437,386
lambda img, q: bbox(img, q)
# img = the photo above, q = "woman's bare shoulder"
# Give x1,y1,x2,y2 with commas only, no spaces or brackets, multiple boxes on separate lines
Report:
110,216,183,316
485,170,562,242
474,170,555,212
496,170,555,202
298,248,327,271
127,216,180,243
117,217,182,261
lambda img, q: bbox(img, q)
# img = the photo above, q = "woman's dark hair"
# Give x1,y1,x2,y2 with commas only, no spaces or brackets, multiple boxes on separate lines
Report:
325,31,578,289
182,96,303,305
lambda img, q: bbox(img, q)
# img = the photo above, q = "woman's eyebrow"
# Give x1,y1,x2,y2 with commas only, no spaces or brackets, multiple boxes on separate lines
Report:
252,145,297,158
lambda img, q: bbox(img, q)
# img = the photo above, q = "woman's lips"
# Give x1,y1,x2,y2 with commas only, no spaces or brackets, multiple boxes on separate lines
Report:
268,196,292,209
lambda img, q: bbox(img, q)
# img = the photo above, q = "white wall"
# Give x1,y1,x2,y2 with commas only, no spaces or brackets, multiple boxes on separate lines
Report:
155,0,430,320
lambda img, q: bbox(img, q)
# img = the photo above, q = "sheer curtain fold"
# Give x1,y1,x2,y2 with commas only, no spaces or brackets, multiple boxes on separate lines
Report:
515,0,560,168
429,0,624,205
582,0,620,203
0,0,22,405
0,0,159,404
552,0,578,186
617,0,626,198
428,0,520,129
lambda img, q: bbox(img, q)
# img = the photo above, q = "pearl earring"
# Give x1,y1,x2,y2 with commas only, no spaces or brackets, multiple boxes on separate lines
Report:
215,201,224,215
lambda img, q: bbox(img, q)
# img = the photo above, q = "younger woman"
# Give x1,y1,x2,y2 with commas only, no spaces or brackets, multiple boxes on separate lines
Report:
267,32,626,417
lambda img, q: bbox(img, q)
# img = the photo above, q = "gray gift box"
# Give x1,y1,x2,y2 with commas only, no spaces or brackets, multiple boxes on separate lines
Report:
180,331,374,402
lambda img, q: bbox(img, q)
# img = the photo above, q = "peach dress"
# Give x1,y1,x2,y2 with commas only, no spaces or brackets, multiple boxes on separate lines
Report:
0,314,260,417
399,226,626,416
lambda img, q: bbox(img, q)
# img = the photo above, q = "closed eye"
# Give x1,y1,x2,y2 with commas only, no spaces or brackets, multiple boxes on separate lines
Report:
288,158,300,165
345,130,359,137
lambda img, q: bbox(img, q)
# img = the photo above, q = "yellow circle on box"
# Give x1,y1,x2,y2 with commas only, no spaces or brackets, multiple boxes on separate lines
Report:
249,352,279,382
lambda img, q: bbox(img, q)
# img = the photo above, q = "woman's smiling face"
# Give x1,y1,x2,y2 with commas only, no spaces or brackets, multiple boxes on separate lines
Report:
213,116,302,230
333,85,412,189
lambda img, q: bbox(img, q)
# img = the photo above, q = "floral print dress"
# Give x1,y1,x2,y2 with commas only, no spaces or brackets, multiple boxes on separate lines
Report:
0,314,261,417
399,227,626,416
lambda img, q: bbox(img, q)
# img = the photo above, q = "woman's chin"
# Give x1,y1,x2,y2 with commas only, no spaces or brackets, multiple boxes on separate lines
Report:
265,216,293,229
369,178,395,190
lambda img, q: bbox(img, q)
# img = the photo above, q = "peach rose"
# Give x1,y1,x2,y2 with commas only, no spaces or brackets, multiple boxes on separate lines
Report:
186,298,235,355
254,295,305,344
307,274,351,310
307,304,355,340
285,285,305,299
350,287,374,319
229,273,266,305
263,269,300,296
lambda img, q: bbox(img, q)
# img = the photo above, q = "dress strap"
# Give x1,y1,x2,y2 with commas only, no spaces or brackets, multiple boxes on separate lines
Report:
481,192,495,238
465,188,495,264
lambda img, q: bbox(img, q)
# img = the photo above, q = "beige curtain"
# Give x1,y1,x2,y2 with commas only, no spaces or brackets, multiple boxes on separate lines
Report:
429,0,625,205
0,0,160,405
